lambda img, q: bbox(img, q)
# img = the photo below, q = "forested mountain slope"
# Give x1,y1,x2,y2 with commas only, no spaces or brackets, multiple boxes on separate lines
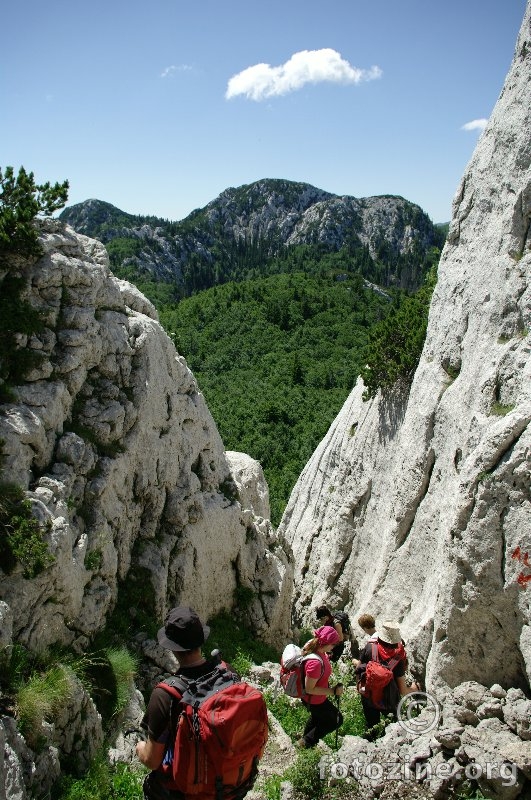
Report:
160,271,393,524
59,179,445,294
60,180,443,524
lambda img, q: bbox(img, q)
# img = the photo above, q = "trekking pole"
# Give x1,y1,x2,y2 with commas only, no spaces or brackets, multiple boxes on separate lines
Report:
335,695,340,750
334,684,342,750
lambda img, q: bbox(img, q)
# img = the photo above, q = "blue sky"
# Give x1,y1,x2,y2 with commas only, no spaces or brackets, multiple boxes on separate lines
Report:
2,1,526,225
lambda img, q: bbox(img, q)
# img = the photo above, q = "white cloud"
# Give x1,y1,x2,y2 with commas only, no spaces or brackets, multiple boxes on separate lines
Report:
461,118,488,132
225,48,382,101
160,64,193,78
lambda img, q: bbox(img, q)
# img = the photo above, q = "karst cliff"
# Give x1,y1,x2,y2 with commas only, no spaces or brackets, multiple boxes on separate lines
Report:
279,1,531,696
0,218,295,795
0,222,293,652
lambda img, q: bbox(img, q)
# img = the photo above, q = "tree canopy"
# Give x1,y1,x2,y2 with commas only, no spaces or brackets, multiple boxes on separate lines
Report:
0,166,69,264
159,271,391,523
360,266,437,399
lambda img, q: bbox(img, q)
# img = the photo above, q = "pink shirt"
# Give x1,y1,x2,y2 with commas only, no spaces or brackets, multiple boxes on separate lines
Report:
303,653,332,704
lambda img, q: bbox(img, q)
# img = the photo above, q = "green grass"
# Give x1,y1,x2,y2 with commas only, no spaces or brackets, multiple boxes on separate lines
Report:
52,755,146,800
105,647,138,714
206,611,280,666
230,648,255,677
263,748,360,800
456,782,487,800
490,401,515,416
0,482,54,578
16,664,74,749
263,689,309,741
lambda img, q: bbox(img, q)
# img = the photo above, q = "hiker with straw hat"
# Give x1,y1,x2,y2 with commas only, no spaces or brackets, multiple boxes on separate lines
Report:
355,620,420,740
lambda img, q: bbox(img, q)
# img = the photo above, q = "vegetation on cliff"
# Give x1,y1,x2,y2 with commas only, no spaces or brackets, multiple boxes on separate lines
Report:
360,265,438,399
0,167,70,575
0,165,69,263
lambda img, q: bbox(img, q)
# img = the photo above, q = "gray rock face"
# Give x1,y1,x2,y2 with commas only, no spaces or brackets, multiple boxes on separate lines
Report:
226,450,270,519
0,219,292,654
278,0,531,696
333,682,531,800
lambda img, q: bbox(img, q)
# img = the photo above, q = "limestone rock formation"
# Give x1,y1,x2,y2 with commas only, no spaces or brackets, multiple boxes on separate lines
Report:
279,1,531,696
335,681,531,800
226,450,270,520
0,219,292,655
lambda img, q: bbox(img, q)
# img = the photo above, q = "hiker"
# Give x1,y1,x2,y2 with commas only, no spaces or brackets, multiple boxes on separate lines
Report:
136,606,223,799
315,605,348,662
297,625,344,748
355,620,419,740
352,613,378,668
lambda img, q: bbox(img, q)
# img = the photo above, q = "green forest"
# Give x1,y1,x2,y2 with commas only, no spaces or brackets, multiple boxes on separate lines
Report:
144,265,435,525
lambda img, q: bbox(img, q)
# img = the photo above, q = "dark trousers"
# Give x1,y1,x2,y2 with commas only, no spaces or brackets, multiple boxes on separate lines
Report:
329,641,345,663
361,698,398,741
302,698,343,747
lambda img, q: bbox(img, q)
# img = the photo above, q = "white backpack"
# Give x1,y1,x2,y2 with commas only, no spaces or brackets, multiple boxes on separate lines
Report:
280,644,324,698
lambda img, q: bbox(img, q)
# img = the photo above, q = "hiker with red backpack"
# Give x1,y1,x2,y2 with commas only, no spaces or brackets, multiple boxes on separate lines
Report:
296,625,344,749
136,606,268,800
355,620,419,740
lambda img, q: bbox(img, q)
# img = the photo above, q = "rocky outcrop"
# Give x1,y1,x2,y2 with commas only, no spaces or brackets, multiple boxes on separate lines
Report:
226,451,271,520
334,682,531,800
278,1,531,696
240,668,531,800
0,671,102,800
0,219,292,654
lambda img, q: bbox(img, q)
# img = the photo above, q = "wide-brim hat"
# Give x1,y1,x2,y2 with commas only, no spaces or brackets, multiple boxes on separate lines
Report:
379,621,402,645
157,606,211,651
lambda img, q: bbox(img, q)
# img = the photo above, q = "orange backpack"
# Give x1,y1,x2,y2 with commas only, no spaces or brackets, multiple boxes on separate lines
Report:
156,663,268,800
356,641,404,711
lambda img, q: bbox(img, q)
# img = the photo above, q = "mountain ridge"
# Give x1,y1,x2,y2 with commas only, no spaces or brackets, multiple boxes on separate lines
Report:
60,178,445,294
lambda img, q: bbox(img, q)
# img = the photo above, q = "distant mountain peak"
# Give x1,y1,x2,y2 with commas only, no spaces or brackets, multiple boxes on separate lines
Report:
60,179,445,293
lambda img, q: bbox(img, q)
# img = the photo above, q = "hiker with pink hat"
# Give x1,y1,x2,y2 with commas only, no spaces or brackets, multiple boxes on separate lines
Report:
296,625,344,748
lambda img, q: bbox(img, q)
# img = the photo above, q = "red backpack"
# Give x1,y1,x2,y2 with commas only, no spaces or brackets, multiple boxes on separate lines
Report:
156,663,268,800
356,641,404,711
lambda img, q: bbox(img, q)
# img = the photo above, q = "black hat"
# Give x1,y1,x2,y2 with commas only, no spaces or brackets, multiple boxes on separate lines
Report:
157,606,210,652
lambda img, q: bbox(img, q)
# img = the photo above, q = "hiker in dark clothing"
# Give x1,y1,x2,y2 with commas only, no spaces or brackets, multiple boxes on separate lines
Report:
355,620,419,740
315,605,347,662
137,606,217,800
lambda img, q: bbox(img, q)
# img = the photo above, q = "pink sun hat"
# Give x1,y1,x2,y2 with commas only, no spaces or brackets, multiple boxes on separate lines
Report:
314,625,340,646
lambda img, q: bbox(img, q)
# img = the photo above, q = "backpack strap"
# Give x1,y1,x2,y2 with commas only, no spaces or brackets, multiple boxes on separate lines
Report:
300,653,325,699
156,675,189,699
371,642,402,673
154,676,190,761
301,653,325,676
